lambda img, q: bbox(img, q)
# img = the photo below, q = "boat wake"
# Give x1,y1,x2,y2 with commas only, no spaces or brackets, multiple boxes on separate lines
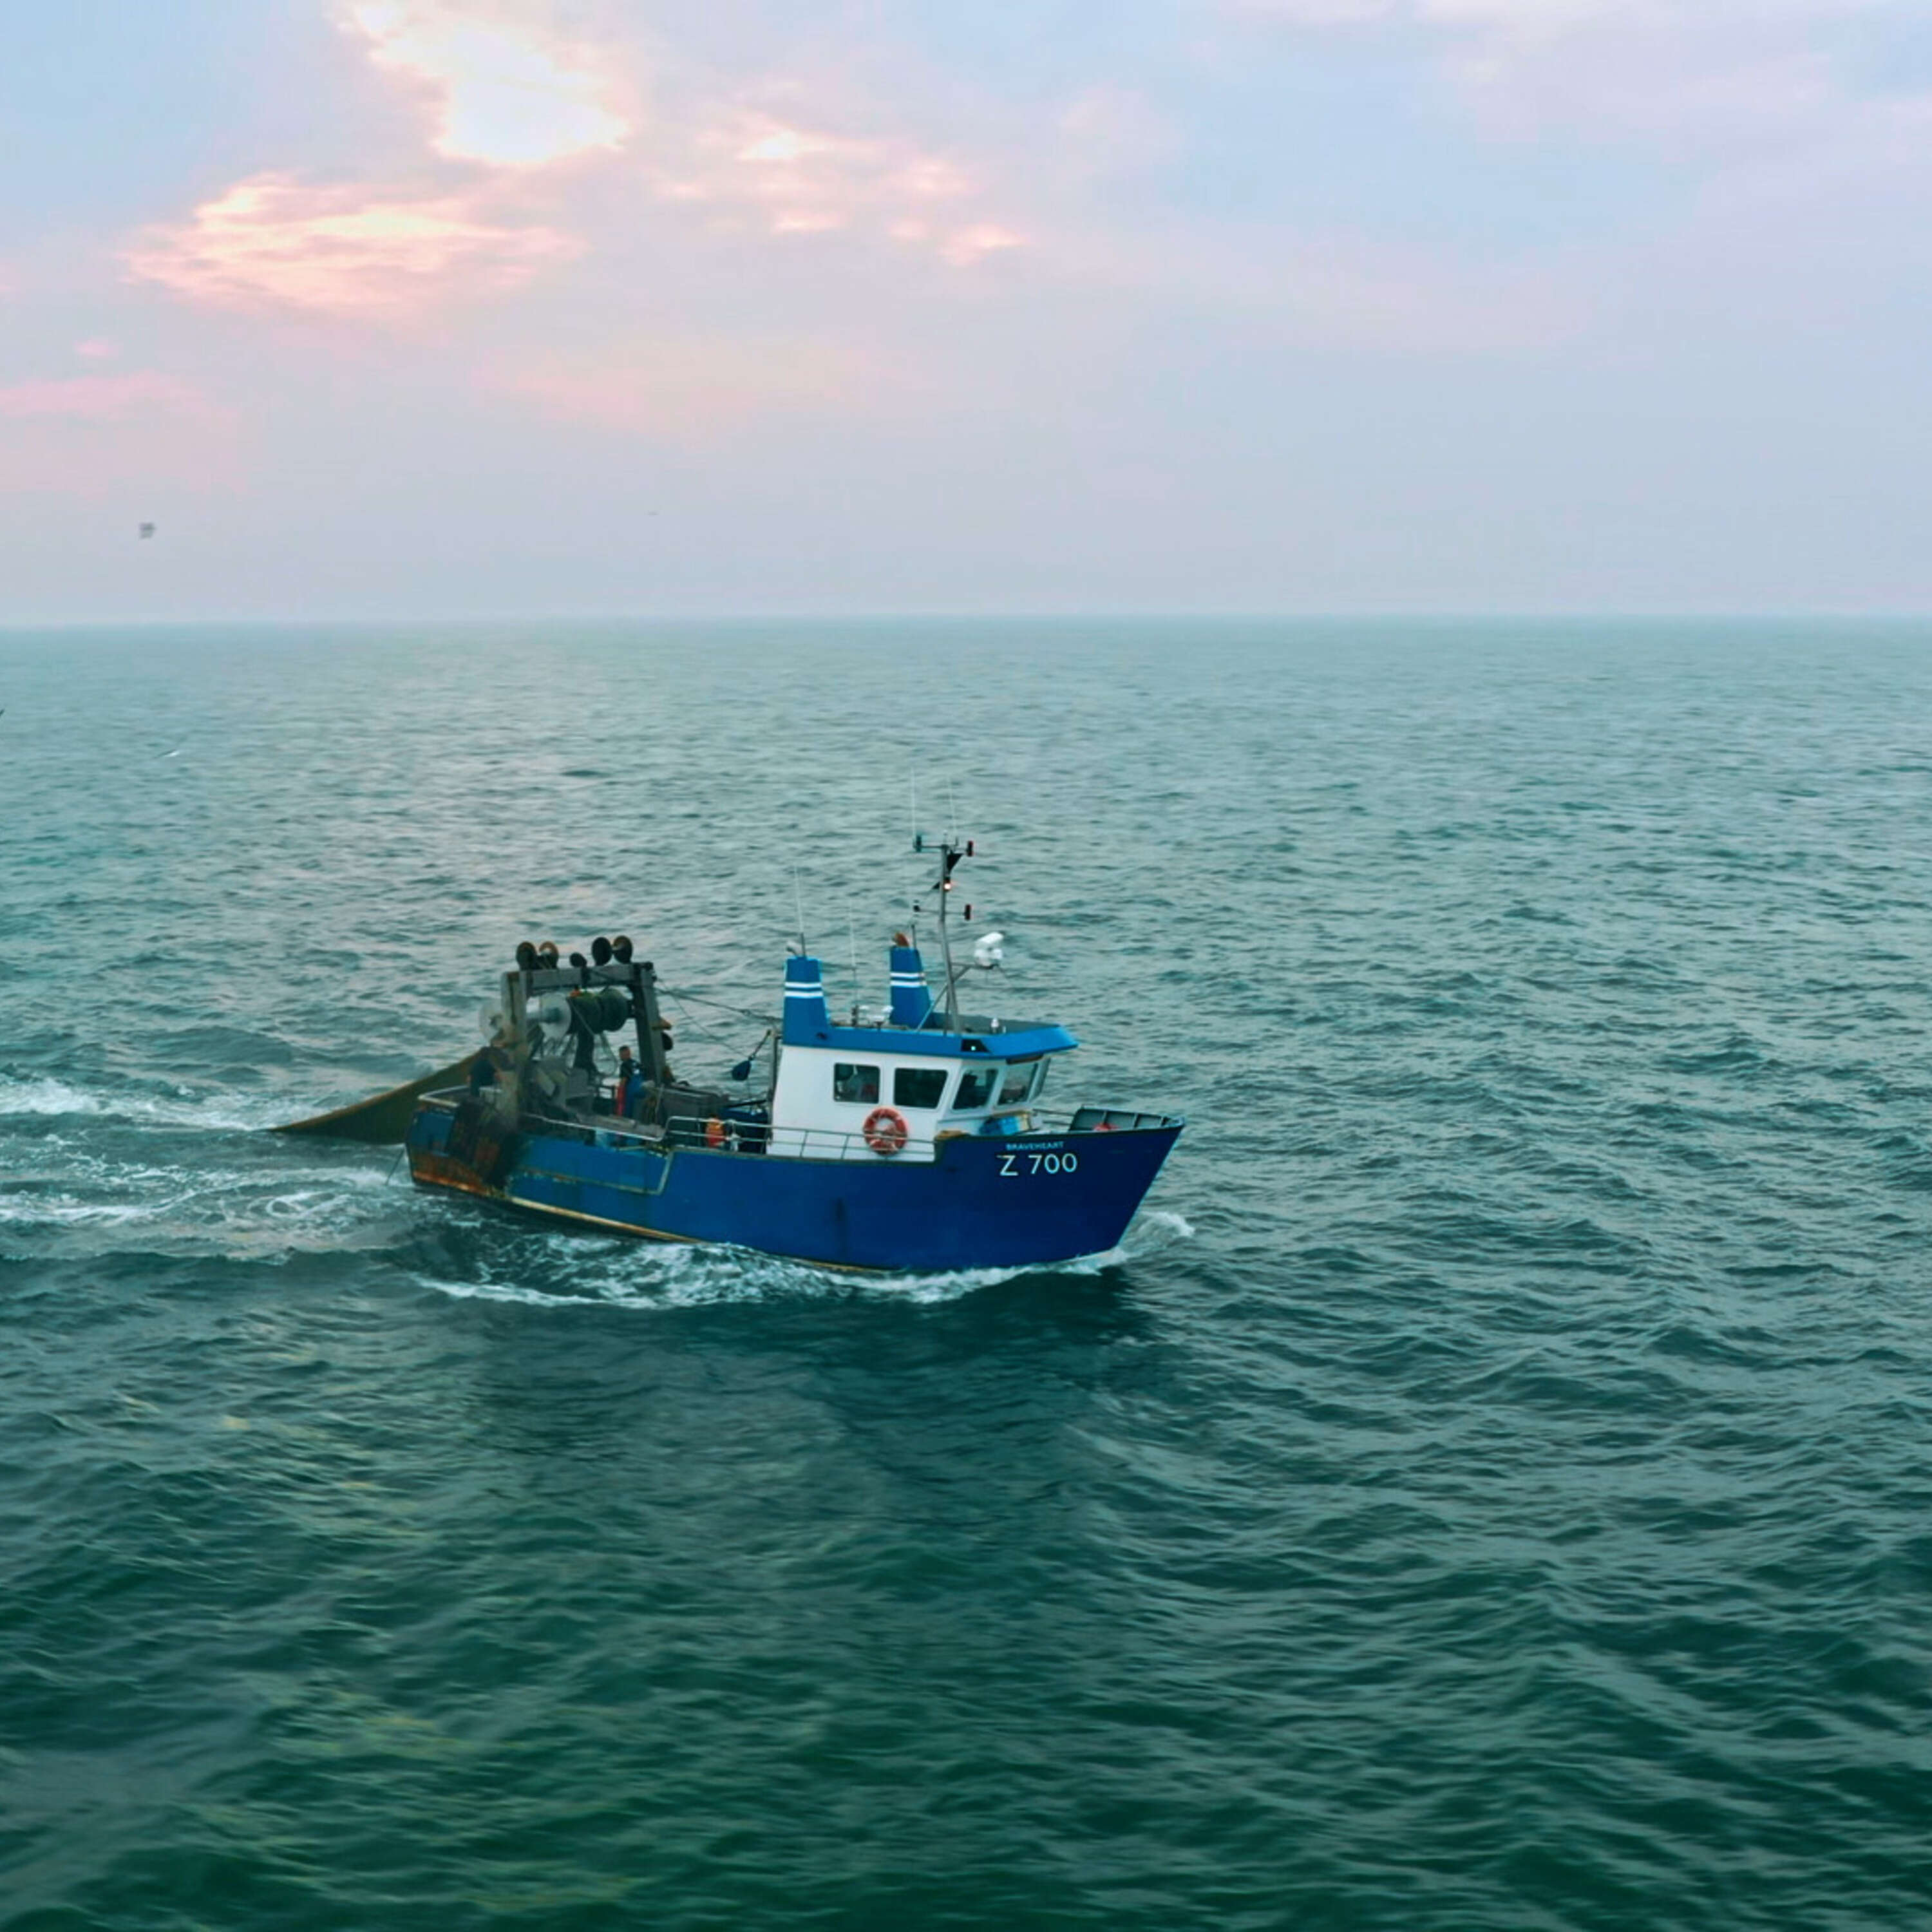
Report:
0,1073,289,1134
0,1149,401,1256
2,1068,1195,1298
0,1070,405,1260
409,1201,1197,1312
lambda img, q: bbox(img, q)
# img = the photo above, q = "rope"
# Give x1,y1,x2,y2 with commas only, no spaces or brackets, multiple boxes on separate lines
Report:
656,986,777,1025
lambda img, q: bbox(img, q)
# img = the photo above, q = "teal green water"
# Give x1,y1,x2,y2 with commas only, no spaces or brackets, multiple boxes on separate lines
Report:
3,620,1930,1929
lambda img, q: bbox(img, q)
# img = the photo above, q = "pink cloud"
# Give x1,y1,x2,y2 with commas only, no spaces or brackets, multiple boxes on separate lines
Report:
343,1,632,169
125,173,582,319
655,106,1025,265
328,10,1034,274
0,372,213,421
0,373,241,500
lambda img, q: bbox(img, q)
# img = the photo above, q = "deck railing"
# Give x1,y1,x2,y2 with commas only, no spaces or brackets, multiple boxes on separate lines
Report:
427,1094,1170,1159
518,1107,1065,1160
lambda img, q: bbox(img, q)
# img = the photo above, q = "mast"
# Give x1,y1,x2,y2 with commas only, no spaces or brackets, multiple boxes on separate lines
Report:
910,824,975,1030
930,837,971,1032
936,849,958,1031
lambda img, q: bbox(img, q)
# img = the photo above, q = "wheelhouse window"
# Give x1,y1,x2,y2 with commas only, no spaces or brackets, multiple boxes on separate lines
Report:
954,1067,997,1111
894,1066,949,1110
998,1060,1041,1106
833,1063,880,1104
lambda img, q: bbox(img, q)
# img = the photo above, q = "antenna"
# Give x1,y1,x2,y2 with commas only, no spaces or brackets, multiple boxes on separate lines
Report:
791,866,808,956
907,769,925,949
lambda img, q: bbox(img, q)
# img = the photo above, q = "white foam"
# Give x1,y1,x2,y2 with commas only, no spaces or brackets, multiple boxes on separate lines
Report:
0,1193,183,1228
1136,1208,1197,1243
410,1219,994,1311
412,1202,1197,1311
0,1074,285,1133
0,1077,106,1117
0,1135,404,1251
416,1233,829,1311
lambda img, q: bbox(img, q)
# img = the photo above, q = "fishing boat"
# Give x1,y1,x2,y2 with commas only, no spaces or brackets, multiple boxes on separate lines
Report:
395,837,1183,1273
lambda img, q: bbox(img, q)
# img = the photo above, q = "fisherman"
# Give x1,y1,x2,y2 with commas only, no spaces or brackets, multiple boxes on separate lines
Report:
616,1045,642,1116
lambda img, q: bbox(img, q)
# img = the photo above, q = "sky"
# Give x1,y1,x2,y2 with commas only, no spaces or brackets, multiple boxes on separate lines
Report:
4,0,1932,619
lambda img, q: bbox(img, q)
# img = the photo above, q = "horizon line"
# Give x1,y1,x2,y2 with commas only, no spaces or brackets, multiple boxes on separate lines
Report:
6,609,1932,633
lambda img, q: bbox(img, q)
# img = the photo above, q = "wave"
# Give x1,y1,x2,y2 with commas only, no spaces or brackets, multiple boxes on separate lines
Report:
414,1235,1030,1312
0,1073,289,1133
0,1134,401,1256
411,1197,1197,1311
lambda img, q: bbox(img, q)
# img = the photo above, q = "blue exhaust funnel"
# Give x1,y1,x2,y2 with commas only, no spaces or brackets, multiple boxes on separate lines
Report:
782,955,832,1045
889,945,933,1027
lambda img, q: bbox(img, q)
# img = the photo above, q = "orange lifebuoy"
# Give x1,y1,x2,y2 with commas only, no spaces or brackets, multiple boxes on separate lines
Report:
862,1105,910,1155
704,1117,726,1149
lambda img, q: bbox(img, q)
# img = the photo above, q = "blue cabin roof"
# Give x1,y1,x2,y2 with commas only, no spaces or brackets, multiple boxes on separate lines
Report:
809,1020,1077,1059
782,952,1076,1059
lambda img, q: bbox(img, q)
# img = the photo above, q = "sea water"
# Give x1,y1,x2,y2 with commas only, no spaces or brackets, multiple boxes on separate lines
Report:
2,619,1929,1929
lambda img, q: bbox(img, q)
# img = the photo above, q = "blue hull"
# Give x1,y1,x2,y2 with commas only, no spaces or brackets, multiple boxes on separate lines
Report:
406,1104,1182,1272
